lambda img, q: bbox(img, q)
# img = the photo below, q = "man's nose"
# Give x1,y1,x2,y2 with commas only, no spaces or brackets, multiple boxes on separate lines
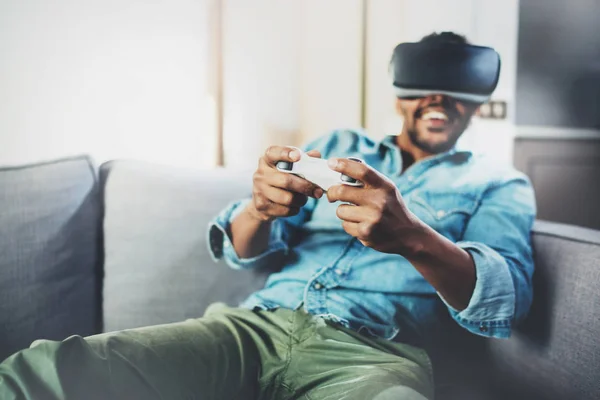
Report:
422,94,455,107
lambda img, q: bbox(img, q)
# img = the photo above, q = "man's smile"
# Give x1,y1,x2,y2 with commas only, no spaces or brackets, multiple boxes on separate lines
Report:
416,107,458,133
421,110,451,131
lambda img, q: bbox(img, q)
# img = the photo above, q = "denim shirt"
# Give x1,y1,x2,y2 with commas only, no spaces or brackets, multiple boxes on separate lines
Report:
208,129,536,344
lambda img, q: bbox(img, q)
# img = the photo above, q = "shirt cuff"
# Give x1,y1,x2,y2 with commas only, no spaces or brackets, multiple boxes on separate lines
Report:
207,199,290,270
438,241,516,338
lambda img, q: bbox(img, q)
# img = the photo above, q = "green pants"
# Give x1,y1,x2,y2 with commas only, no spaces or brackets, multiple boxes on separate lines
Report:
0,303,433,400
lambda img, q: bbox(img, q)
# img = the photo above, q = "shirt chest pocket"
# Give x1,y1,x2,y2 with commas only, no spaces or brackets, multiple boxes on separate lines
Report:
407,191,479,241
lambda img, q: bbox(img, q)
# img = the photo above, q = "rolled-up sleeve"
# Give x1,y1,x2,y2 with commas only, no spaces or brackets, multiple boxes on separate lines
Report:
440,175,536,338
207,198,297,270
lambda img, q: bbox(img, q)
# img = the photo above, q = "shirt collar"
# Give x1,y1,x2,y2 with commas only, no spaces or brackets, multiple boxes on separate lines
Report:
378,134,473,164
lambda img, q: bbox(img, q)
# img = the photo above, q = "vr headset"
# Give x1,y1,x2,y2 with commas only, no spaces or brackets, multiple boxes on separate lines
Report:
389,40,501,103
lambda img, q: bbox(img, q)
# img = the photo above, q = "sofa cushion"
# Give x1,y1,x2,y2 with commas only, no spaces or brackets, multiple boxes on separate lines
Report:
486,220,600,400
0,156,101,361
101,161,269,332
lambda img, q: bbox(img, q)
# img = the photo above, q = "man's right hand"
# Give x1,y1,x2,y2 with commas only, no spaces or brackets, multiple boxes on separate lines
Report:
246,146,324,222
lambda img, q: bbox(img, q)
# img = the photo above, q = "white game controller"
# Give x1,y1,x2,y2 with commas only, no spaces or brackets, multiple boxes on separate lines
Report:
275,149,364,191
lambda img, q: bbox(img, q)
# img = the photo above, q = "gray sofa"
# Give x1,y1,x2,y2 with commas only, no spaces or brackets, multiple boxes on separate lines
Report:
1,155,599,400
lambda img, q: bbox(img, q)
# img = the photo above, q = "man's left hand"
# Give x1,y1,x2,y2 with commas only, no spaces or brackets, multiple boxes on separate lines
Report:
326,158,424,255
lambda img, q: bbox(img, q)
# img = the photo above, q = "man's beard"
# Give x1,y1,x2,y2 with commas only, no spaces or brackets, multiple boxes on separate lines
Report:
405,100,466,154
406,126,462,154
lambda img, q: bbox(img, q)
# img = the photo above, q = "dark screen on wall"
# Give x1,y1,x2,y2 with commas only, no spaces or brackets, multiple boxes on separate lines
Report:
516,0,600,129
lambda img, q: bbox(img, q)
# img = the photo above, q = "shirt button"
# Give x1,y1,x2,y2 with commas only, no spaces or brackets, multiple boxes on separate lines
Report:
334,269,343,276
314,283,323,290
224,241,231,248
407,175,414,182
436,210,446,218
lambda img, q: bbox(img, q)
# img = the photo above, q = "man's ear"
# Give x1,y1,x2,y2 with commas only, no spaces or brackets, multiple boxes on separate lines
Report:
394,97,405,117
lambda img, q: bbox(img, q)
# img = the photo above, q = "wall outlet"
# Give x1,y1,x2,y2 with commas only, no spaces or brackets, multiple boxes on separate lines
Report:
478,100,507,119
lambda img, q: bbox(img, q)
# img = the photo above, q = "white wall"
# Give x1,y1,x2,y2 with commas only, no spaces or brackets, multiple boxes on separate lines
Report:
222,0,301,167
364,0,407,140
298,0,363,145
0,0,521,169
0,0,215,168
222,0,363,167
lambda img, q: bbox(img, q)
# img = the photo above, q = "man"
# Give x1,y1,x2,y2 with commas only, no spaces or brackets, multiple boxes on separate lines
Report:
0,32,535,400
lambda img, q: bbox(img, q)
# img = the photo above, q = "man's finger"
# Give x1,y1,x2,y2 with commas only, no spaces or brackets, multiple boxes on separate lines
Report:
336,204,377,223
261,185,308,208
327,158,383,187
341,220,360,238
305,149,322,158
264,145,301,165
269,171,323,198
342,220,377,243
268,203,301,218
326,184,365,205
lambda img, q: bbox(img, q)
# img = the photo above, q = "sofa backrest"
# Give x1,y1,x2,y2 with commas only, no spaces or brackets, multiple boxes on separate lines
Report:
100,161,269,332
0,156,101,361
486,221,600,400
